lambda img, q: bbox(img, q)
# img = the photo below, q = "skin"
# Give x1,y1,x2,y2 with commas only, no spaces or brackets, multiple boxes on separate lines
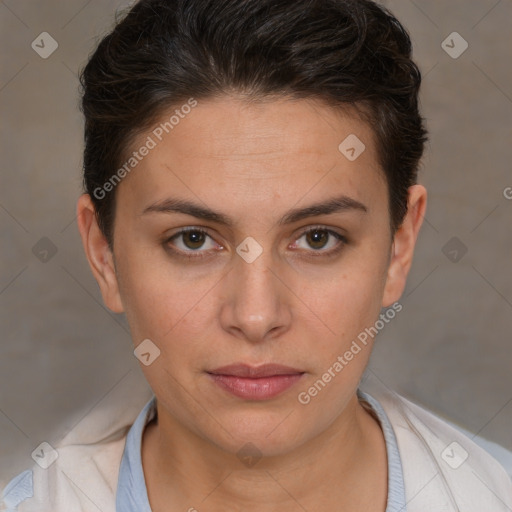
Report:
77,95,426,511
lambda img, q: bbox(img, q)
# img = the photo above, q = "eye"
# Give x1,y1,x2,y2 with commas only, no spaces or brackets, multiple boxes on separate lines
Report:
291,226,347,256
165,227,222,259
164,225,347,261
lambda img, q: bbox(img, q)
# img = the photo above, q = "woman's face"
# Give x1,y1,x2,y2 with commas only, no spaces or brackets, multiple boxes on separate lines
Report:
92,96,413,456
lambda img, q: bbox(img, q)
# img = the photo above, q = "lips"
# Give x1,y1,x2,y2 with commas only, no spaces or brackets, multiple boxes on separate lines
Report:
207,364,305,400
208,363,304,378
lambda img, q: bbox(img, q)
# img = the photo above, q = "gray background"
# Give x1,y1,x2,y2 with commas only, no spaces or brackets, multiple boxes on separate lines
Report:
1,0,511,486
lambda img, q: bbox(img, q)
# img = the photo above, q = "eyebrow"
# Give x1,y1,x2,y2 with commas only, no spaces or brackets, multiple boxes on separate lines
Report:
142,194,367,226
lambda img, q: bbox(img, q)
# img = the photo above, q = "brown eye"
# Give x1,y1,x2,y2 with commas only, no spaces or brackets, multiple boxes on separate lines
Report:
305,229,330,250
182,230,207,250
292,226,347,256
165,227,221,259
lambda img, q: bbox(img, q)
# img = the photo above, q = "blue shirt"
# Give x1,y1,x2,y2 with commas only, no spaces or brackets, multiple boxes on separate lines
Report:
2,390,407,511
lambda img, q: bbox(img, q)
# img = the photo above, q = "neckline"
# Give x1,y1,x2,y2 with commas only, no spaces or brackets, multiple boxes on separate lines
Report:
116,390,406,511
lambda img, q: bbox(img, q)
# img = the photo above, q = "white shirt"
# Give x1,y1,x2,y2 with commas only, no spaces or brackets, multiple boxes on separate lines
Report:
2,380,512,511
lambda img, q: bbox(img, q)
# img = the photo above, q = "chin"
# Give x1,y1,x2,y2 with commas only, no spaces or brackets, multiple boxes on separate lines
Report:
206,409,307,458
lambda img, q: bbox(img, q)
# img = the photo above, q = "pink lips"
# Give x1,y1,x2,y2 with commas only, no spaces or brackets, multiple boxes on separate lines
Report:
207,364,305,400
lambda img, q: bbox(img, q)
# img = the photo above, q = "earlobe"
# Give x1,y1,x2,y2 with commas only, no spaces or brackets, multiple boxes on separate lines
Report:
382,184,427,307
76,194,124,313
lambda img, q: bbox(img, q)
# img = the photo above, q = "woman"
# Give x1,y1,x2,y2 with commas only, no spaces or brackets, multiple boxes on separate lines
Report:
3,0,511,510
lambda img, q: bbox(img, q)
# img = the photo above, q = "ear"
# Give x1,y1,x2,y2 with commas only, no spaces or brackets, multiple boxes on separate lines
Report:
382,184,427,307
76,194,124,313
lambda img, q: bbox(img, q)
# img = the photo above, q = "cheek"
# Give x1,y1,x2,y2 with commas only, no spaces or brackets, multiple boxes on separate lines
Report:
310,254,389,342
116,251,220,361
294,263,388,418
114,249,176,339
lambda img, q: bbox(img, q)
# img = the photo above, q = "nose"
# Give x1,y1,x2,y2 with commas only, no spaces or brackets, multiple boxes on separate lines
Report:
219,244,292,344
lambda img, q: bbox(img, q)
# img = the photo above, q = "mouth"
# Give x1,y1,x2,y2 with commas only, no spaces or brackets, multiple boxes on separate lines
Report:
207,364,305,400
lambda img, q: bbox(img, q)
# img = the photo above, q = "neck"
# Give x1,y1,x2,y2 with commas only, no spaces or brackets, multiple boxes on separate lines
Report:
142,394,388,512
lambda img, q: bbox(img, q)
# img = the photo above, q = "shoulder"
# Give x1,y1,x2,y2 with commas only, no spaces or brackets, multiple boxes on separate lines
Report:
372,386,512,511
2,438,126,512
1,386,154,512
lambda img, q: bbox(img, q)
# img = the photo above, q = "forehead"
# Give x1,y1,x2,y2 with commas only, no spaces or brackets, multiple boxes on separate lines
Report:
141,95,377,159
116,95,386,220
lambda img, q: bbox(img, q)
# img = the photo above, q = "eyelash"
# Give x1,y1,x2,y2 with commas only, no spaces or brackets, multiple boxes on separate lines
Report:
164,226,348,261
